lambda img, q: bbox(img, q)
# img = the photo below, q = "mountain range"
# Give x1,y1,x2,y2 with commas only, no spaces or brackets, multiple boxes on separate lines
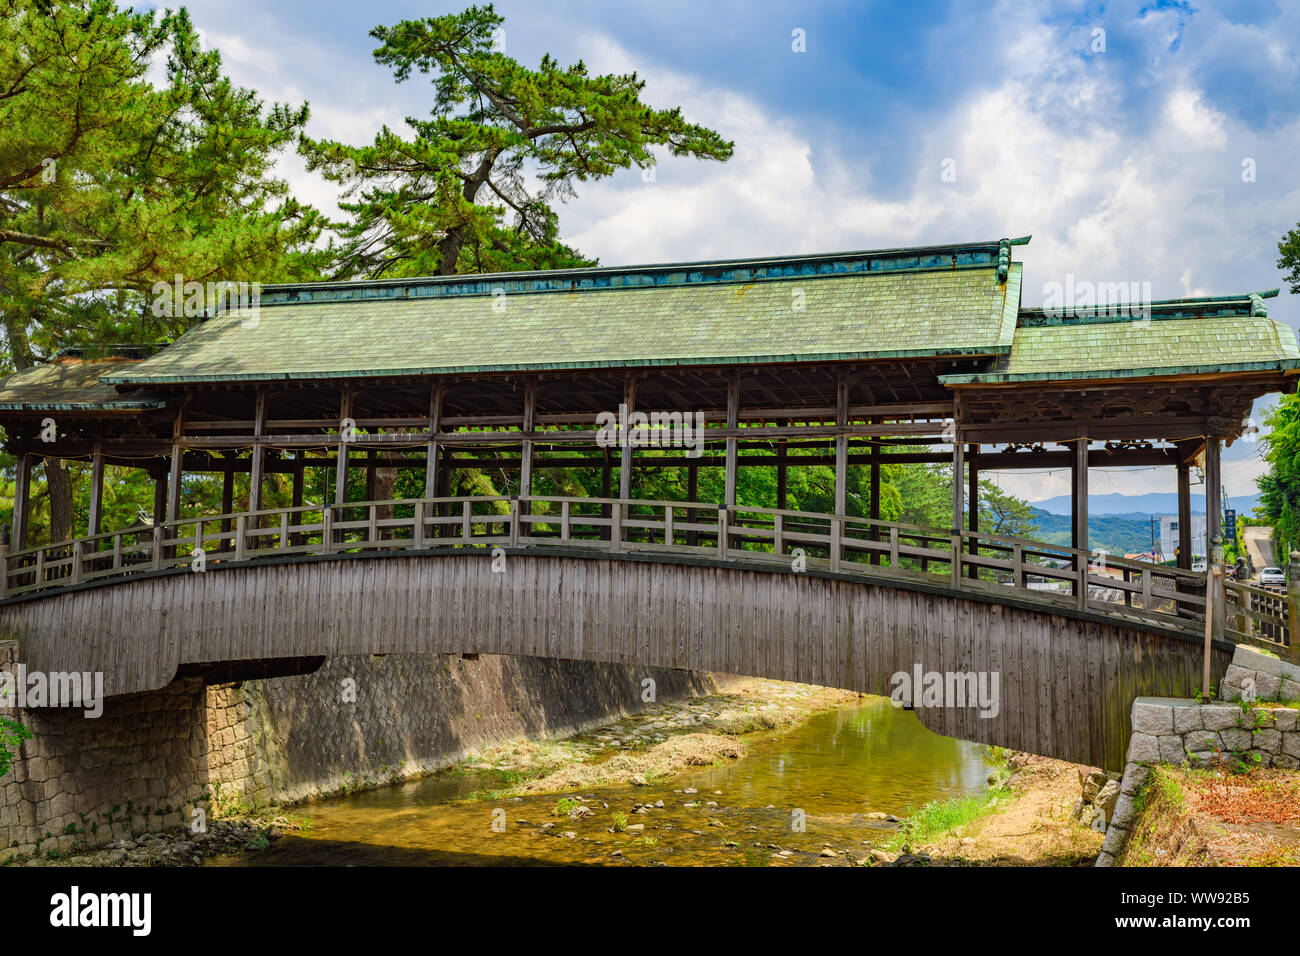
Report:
1029,492,1261,517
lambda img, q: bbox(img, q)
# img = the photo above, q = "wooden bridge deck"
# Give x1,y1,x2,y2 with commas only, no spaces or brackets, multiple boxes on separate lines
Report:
0,495,1287,769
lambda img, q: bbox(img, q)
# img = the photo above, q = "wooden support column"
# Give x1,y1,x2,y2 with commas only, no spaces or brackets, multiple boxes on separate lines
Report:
220,455,235,527
776,441,788,511
1177,458,1193,569
869,434,881,565
1072,434,1089,607
951,436,964,532
87,443,104,538
12,452,31,549
1204,435,1222,555
520,378,536,503
967,443,979,577
166,444,182,524
249,390,266,513
687,459,699,547
620,373,637,500
834,370,849,515
291,456,304,508
600,445,613,541
152,464,167,527
424,383,442,498
335,390,352,506
725,371,740,509
1071,435,1089,553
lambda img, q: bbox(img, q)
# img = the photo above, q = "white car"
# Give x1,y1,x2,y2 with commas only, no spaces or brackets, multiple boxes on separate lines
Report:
1258,567,1286,588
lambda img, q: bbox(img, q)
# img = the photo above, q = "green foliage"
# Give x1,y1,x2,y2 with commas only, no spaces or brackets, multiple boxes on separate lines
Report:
0,716,31,778
1257,386,1300,550
879,786,1012,853
552,796,582,817
300,3,733,278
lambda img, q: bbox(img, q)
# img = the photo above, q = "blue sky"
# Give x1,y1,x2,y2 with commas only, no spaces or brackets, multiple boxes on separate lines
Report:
171,0,1300,504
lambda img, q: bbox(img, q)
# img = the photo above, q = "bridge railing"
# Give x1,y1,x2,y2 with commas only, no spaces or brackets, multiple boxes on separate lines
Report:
0,494,1283,652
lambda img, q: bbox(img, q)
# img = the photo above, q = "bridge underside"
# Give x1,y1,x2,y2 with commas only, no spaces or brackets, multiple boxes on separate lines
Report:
0,551,1229,770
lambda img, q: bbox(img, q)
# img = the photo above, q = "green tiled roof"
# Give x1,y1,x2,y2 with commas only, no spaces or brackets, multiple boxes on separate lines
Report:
941,310,1300,385
104,259,1022,384
0,351,169,411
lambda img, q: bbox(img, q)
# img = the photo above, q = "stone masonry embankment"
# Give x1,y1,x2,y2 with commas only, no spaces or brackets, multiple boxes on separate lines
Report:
0,643,713,859
1095,646,1300,866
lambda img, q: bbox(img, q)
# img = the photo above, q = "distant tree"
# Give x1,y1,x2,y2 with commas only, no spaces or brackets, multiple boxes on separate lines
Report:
979,478,1038,537
300,3,734,278
0,0,326,539
1257,388,1300,549
1278,226,1300,294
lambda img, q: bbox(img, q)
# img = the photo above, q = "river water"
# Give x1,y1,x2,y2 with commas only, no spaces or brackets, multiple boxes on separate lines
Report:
212,696,996,867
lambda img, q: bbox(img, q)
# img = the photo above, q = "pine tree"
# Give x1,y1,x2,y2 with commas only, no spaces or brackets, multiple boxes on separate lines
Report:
301,3,733,278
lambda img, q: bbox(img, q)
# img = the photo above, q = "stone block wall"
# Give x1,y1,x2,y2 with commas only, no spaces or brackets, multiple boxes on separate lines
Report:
0,642,713,859
1095,646,1300,867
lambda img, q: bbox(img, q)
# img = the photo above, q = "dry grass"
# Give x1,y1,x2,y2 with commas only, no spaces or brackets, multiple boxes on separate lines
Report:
919,756,1105,866
1121,765,1300,867
517,734,746,794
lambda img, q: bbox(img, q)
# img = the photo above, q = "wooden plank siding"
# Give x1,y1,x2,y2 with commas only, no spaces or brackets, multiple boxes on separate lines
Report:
0,549,1229,770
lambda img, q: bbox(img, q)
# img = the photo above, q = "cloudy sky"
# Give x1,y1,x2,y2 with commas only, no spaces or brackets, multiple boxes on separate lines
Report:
170,0,1299,506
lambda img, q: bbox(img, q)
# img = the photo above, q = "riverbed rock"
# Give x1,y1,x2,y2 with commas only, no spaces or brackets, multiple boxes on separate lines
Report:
1081,769,1109,802
1094,780,1120,820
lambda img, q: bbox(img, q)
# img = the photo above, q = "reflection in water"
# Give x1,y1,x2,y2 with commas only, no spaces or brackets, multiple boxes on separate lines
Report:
212,696,995,867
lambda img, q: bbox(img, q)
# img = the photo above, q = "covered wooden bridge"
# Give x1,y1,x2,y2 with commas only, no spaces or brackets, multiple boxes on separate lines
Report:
0,236,1296,769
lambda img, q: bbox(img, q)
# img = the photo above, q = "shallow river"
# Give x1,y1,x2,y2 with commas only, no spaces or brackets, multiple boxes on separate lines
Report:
212,696,996,866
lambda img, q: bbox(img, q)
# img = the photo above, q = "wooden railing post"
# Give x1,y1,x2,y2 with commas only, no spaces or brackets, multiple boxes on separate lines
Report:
322,507,333,554
70,540,83,585
1,531,11,598
717,507,728,559
509,498,520,549
611,501,623,553
664,504,674,547
950,532,962,589
1077,552,1090,611
462,500,472,544
279,513,289,550
150,527,162,571
1012,543,1024,589
773,513,784,558
1287,550,1300,664
889,526,899,568
413,501,425,549
831,516,842,572
234,516,246,563
560,500,571,542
